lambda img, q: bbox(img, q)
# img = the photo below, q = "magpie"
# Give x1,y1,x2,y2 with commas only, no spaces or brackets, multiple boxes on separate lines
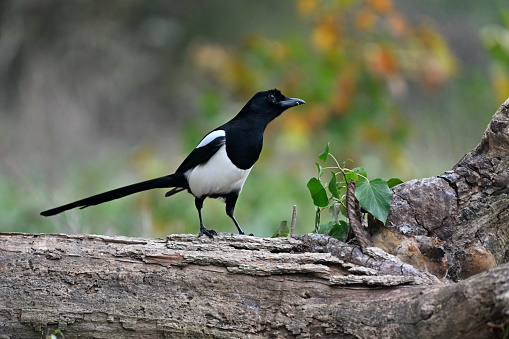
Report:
41,89,305,238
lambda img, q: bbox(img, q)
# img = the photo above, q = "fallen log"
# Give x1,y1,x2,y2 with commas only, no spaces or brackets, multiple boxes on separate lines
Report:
0,232,507,338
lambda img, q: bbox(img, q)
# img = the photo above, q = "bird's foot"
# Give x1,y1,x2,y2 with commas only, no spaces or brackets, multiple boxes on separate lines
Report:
198,226,217,238
236,230,254,236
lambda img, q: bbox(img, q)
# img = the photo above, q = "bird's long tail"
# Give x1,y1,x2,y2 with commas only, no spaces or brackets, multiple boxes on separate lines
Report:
41,174,184,216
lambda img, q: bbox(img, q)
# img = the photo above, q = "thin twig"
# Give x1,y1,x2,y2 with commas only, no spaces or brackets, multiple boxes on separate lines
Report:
290,205,297,237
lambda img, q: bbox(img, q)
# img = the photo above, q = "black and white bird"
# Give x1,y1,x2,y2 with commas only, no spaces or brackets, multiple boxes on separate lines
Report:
41,89,305,237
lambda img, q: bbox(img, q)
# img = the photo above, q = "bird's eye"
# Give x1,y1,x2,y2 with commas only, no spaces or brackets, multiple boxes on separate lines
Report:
268,94,276,102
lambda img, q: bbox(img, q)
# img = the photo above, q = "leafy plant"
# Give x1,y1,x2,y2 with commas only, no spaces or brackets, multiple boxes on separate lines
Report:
307,142,402,241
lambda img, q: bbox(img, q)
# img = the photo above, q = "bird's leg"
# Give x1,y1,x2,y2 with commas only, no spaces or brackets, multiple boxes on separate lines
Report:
229,214,244,235
225,194,253,236
195,197,217,238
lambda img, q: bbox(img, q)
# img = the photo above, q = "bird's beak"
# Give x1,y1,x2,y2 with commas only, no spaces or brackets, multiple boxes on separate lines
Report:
280,97,306,108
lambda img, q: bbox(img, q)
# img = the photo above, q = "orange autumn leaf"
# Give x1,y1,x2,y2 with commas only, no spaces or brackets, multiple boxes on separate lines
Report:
312,17,341,52
285,113,312,136
493,71,509,103
416,25,457,90
387,12,410,37
355,9,378,31
307,105,328,127
297,0,319,14
333,73,357,114
366,45,399,77
367,0,393,14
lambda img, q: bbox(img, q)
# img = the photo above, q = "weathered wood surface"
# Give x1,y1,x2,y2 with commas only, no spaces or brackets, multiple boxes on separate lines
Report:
0,232,507,338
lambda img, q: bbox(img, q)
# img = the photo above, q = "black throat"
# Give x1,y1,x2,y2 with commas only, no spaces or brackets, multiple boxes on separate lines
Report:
219,90,289,170
222,120,265,170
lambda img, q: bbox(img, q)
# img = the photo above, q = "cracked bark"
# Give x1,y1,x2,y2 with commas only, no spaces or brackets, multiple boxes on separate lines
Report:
1,98,508,338
0,233,508,339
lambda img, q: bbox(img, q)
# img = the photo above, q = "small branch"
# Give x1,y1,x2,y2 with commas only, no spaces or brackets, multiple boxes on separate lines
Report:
290,205,297,237
347,180,373,252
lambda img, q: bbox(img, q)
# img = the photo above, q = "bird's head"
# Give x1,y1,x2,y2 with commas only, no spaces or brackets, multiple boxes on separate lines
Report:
257,88,305,110
238,89,305,125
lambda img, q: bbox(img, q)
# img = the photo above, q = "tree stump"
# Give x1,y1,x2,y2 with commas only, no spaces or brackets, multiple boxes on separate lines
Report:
370,97,509,281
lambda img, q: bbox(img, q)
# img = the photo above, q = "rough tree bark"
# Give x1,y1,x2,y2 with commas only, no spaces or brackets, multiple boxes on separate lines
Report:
0,98,508,338
0,233,508,339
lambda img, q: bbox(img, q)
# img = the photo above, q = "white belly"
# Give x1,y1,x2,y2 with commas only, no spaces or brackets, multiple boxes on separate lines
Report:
185,145,252,198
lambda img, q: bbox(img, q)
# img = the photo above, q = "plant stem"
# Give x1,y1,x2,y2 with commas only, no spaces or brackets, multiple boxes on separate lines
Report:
314,206,321,232
328,152,341,168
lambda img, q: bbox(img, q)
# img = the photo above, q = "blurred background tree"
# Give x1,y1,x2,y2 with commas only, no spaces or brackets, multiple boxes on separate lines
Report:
0,0,507,237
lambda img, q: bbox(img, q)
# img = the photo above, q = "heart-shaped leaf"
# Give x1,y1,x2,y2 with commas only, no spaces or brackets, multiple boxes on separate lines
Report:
354,179,392,224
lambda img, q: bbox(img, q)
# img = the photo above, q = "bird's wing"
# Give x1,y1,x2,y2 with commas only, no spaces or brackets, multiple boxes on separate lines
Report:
175,130,226,173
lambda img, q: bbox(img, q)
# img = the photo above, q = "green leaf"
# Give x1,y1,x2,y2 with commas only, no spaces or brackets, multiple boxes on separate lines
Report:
328,172,340,199
339,203,348,218
344,170,358,182
387,177,404,188
316,220,335,234
351,167,367,182
316,163,324,178
337,181,348,195
318,142,330,162
342,158,353,167
329,204,340,224
316,220,350,242
272,220,290,238
329,221,350,242
307,177,329,207
354,179,392,224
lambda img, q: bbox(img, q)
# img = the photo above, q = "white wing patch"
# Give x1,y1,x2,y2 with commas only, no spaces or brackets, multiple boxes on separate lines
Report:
196,130,226,148
185,145,252,198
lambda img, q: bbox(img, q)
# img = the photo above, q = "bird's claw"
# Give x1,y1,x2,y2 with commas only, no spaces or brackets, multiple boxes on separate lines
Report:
198,226,217,238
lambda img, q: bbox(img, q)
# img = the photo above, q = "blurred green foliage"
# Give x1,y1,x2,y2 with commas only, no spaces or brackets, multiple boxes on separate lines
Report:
1,1,507,238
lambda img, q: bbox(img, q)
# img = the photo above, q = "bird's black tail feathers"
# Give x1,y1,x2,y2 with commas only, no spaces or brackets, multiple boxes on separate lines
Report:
41,174,184,216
